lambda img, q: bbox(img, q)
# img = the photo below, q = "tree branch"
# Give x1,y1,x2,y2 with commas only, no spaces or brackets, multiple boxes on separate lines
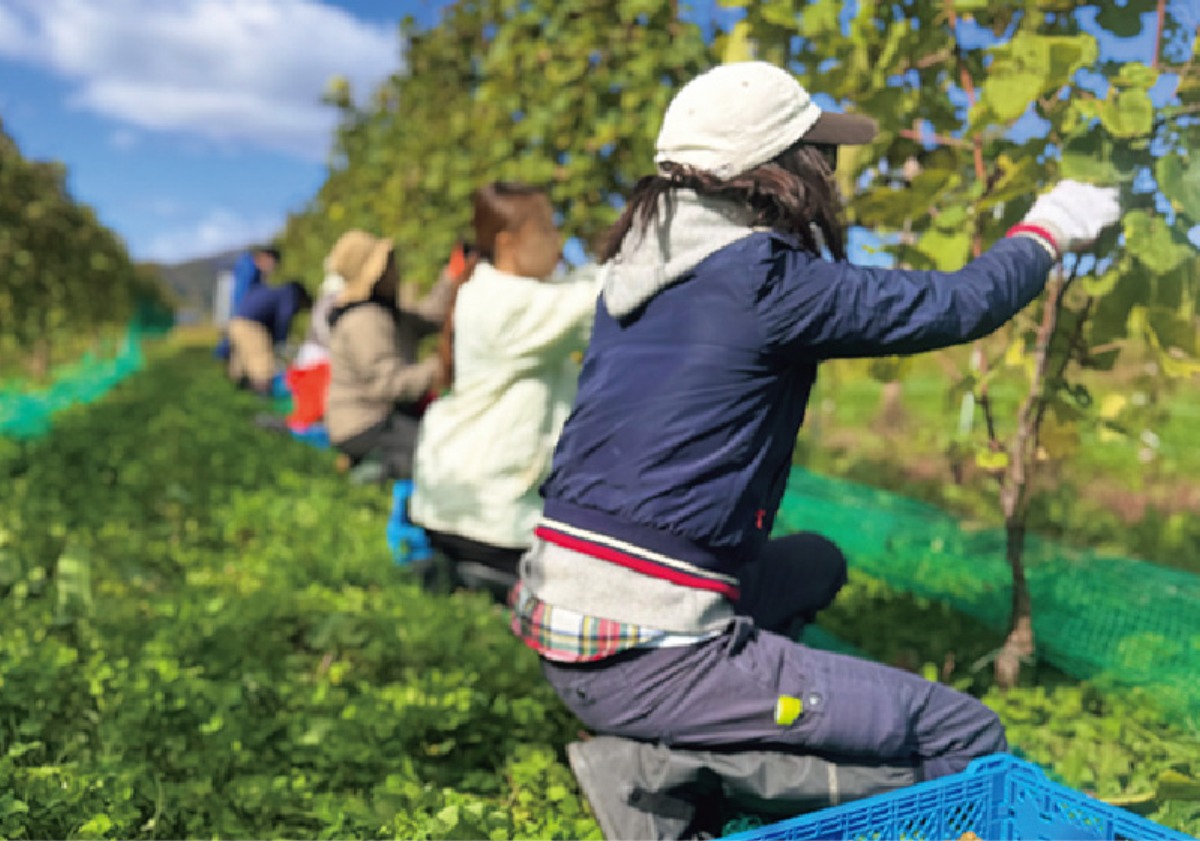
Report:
943,2,988,195
945,0,999,449
1002,266,1064,524
1037,262,1089,433
898,127,972,148
980,392,999,443
898,47,954,72
916,48,954,69
1152,102,1200,132
975,345,1000,445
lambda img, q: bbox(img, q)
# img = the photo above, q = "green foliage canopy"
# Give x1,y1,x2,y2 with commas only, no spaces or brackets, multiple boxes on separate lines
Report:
0,120,164,360
278,0,710,288
722,0,1198,441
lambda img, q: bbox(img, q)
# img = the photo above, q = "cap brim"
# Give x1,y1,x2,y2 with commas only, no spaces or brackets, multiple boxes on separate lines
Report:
803,111,878,146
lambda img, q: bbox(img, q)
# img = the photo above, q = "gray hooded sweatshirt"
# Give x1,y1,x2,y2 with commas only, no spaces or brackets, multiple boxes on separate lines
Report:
523,190,768,635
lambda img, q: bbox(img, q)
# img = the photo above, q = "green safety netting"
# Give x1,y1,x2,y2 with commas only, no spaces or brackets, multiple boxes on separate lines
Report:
0,322,152,439
777,468,1200,727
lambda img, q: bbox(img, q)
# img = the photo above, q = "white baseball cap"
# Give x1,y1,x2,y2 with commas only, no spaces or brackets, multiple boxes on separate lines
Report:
655,62,878,179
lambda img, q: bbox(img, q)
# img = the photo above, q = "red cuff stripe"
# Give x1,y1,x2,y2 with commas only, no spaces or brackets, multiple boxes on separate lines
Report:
1007,224,1059,256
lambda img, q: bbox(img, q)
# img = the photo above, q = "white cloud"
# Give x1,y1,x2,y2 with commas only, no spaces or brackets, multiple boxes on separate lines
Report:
0,0,399,160
0,4,29,57
142,207,283,263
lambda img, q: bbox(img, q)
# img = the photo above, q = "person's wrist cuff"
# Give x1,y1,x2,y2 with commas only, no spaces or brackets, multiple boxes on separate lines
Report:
1007,222,1062,260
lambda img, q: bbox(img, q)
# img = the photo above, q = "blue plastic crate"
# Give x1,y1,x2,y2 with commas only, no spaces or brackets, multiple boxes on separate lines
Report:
721,754,1193,841
387,480,432,564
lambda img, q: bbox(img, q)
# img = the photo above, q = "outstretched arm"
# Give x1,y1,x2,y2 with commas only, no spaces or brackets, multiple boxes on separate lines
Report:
758,234,1053,361
759,180,1121,361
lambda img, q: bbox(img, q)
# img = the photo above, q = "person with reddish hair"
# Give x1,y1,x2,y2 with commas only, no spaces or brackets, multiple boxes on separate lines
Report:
410,182,599,600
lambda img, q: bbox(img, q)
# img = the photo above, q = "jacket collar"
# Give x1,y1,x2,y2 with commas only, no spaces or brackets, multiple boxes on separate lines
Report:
600,190,763,318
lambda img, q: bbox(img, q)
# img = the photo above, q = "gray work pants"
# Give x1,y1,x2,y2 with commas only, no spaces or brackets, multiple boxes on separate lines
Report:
542,533,1006,782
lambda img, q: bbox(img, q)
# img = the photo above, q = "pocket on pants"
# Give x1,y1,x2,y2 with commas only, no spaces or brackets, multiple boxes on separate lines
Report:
729,624,831,733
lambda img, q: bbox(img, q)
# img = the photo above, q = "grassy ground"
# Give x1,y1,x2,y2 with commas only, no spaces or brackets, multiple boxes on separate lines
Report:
1,339,1196,838
0,342,598,840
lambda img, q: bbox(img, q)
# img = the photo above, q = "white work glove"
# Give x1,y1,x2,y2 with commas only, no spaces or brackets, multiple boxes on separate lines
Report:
319,272,346,299
1018,180,1121,257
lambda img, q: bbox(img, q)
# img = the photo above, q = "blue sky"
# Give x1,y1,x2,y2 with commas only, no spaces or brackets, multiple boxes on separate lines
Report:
0,0,441,263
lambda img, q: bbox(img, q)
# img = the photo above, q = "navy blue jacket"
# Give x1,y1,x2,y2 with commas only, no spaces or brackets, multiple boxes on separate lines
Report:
537,232,1053,599
235,283,303,345
230,251,264,316
214,252,265,361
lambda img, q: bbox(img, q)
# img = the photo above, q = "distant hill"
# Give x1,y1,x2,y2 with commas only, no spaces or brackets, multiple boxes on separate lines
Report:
143,248,244,324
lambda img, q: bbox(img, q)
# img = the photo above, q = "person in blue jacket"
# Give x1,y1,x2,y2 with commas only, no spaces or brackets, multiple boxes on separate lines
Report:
215,246,281,361
509,62,1120,831
227,280,312,394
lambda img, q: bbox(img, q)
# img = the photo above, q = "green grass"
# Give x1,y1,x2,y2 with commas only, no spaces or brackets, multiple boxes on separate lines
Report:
1,343,1197,838
0,344,599,840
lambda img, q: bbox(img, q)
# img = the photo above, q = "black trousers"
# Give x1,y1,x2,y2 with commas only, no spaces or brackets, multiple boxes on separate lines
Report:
425,530,523,575
335,409,421,480
424,529,524,603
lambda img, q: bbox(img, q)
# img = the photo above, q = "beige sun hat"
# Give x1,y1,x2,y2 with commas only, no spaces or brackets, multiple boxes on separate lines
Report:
655,61,878,179
326,230,394,304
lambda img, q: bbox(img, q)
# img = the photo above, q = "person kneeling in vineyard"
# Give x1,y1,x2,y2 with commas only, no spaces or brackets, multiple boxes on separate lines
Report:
410,183,600,602
226,279,312,395
215,245,281,362
324,230,459,481
510,61,1121,838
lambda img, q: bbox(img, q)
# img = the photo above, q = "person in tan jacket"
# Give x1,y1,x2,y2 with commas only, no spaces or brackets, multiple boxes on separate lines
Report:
324,230,457,479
